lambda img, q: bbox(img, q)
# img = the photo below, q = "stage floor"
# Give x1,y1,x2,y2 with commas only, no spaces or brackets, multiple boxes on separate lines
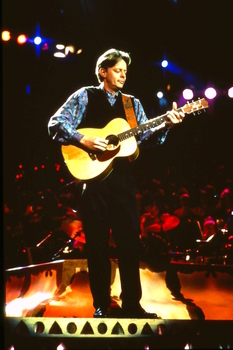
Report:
4,259,233,349
5,259,233,320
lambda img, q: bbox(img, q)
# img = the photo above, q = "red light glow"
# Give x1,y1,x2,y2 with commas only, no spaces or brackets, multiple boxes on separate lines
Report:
17,34,27,45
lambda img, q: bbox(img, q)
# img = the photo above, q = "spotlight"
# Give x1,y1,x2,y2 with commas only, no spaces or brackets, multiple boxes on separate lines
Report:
34,36,42,45
157,91,163,98
228,87,233,98
56,44,65,50
2,30,11,41
161,60,168,68
65,45,75,55
204,87,217,99
26,84,30,94
17,34,27,44
183,89,194,100
54,52,66,58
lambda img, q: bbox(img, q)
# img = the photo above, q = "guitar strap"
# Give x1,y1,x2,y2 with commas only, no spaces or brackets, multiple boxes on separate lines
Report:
121,94,138,128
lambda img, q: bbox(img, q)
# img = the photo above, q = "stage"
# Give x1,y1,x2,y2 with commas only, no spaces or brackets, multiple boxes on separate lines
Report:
4,258,233,349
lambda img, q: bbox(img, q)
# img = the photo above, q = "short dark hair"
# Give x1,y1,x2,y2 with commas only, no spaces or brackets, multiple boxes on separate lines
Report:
95,48,131,83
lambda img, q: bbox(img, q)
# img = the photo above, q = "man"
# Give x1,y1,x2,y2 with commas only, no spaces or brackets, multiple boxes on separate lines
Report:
48,48,184,318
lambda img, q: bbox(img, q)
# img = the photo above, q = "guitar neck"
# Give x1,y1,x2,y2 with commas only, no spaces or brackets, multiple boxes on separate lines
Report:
117,108,183,141
117,97,209,142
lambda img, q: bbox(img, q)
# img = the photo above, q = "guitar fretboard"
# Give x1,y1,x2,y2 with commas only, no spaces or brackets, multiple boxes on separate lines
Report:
117,108,183,141
117,97,209,141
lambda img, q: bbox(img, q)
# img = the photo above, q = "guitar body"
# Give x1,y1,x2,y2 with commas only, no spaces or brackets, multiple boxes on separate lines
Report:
61,118,139,182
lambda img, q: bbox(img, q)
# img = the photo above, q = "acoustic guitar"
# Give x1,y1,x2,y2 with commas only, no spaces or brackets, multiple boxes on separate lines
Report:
61,98,208,182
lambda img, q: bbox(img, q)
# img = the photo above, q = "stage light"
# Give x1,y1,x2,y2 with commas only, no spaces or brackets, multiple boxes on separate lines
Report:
228,87,233,98
54,44,76,57
184,343,192,349
204,87,217,99
77,48,83,54
42,43,49,51
17,34,27,45
2,30,11,41
185,254,191,261
34,36,42,45
65,45,75,55
56,44,65,50
54,44,65,58
26,84,31,94
183,89,194,100
161,60,168,68
157,91,163,98
54,52,66,58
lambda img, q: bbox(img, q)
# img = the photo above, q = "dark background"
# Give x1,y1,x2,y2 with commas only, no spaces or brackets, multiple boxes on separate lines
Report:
3,0,233,204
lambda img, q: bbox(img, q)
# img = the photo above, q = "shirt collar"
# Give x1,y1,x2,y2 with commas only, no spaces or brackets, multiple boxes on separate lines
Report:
99,83,120,98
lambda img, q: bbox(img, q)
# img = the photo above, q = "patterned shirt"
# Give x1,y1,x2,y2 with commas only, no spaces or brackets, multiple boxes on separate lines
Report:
48,83,169,146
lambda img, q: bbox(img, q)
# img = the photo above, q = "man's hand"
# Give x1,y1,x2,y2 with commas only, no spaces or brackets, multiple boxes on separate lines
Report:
166,102,185,125
80,135,109,152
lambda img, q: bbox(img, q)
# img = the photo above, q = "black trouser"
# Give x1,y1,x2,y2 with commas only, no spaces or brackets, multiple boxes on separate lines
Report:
79,168,142,310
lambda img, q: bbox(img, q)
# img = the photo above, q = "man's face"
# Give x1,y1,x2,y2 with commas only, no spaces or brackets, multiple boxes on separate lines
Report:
101,59,127,93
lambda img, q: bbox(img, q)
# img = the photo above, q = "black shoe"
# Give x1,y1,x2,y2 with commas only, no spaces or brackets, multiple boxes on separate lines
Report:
93,307,109,318
121,306,160,319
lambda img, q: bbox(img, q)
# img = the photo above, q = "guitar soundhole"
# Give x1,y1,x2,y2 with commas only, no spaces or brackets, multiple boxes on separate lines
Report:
106,134,119,150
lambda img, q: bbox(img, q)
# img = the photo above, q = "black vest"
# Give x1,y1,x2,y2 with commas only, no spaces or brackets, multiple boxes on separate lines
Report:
78,86,135,129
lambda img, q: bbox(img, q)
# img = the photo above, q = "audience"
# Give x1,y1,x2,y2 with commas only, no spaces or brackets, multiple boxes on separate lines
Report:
4,162,233,268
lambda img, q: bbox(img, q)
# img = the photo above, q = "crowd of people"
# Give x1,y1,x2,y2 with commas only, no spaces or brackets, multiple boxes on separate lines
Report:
138,175,233,265
4,162,233,270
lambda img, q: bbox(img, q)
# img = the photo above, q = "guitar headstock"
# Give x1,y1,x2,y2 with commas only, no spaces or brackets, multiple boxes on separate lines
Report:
182,98,209,115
